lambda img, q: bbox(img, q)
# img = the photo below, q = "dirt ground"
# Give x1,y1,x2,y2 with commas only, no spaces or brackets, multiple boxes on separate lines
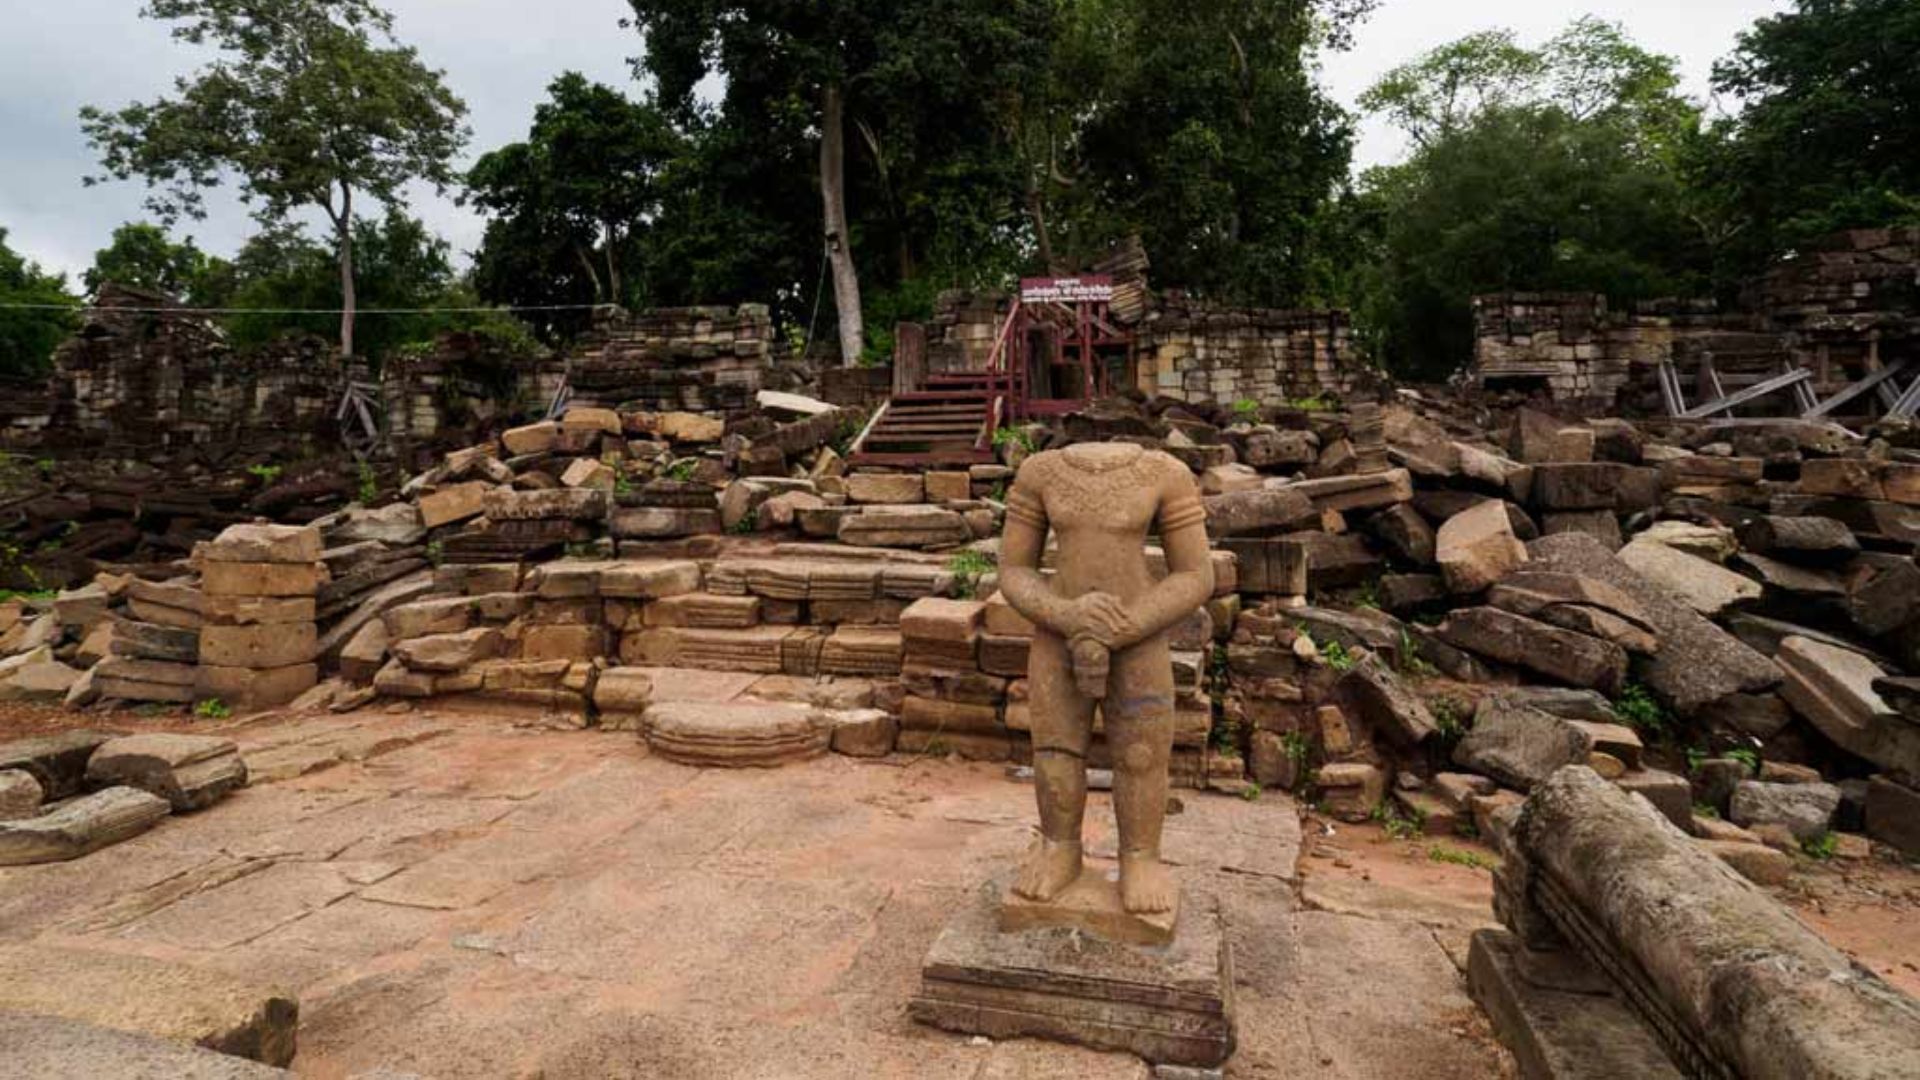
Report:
0,696,1913,1077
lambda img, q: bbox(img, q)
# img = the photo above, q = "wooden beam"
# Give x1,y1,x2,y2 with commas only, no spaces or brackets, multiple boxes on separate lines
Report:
1806,359,1911,418
1680,367,1813,419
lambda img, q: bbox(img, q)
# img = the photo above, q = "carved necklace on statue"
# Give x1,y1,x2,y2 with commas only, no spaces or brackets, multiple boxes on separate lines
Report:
1050,443,1156,521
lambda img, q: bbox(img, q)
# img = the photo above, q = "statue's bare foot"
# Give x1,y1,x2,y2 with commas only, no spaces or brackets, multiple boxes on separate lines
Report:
1119,852,1176,913
1014,839,1083,901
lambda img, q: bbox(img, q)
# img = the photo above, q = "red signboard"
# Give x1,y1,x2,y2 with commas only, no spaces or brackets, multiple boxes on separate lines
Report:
1020,275,1114,304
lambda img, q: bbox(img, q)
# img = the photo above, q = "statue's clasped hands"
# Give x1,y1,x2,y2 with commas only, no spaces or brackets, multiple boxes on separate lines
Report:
1060,591,1137,647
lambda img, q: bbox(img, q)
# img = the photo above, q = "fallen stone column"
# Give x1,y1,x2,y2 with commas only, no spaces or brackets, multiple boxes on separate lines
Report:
1499,766,1920,1080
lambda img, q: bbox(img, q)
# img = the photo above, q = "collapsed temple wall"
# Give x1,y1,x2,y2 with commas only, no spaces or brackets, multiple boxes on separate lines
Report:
1474,228,1920,408
925,288,1362,407
1132,299,1356,405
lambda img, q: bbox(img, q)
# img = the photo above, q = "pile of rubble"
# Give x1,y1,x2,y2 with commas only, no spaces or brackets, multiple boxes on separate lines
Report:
3,379,1917,872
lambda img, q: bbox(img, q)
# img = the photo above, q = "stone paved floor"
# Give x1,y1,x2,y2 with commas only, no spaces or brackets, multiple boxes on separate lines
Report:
0,701,1514,1079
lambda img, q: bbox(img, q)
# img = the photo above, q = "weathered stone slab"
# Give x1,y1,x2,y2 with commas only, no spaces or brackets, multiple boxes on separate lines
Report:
0,729,114,799
1439,607,1626,693
86,733,247,812
1776,636,1919,778
1618,539,1761,616
1455,695,1595,791
0,1012,289,1079
482,487,608,522
110,617,200,663
417,481,493,529
0,787,171,865
1530,463,1659,512
837,505,973,548
1729,780,1840,842
1526,533,1780,717
1202,487,1316,538
911,878,1233,1068
1337,653,1436,747
1866,777,1920,859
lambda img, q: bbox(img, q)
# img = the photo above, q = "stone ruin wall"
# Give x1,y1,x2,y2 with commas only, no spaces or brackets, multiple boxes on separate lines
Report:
564,303,779,413
925,288,1363,406
1474,228,1920,408
1133,299,1357,406
11,291,787,461
36,287,343,456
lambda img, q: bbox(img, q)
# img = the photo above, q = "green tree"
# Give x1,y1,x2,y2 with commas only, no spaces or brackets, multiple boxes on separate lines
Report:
0,229,80,380
628,0,1055,365
467,73,680,319
83,222,234,307
222,210,490,364
1707,0,1920,262
81,0,469,361
1019,0,1366,305
1357,18,1709,379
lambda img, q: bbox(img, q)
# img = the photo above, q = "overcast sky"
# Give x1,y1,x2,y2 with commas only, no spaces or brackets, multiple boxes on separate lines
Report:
1,0,1785,282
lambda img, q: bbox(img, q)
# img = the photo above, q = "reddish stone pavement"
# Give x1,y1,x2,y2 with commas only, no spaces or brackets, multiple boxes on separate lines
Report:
0,684,1514,1079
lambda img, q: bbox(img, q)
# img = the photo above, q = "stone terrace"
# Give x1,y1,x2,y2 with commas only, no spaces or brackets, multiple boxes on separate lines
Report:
0,704,1510,1079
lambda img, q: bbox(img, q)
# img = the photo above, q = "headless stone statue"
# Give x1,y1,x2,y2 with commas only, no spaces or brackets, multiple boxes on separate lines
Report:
999,442,1215,917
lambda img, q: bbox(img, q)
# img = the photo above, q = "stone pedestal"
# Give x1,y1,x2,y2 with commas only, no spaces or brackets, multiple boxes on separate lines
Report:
996,862,1176,947
911,878,1234,1068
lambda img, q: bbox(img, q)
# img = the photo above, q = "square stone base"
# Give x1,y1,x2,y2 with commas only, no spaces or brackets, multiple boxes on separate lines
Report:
911,878,1234,1068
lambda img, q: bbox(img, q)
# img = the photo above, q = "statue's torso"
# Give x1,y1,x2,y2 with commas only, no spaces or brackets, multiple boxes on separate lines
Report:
1027,444,1174,603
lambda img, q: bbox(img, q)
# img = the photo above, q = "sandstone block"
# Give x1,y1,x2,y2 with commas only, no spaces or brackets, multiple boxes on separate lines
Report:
848,472,926,504
195,664,318,709
393,628,503,673
483,487,608,522
203,595,316,627
382,597,475,641
417,481,493,529
201,561,326,599
828,708,898,757
200,623,318,670
202,523,323,564
1317,761,1389,823
502,420,562,455
600,560,702,599
901,598,986,643
925,472,972,502
1437,500,1528,594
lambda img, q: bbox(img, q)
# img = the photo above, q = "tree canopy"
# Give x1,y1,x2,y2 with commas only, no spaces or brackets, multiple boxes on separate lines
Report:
0,230,79,380
84,222,233,307
81,0,469,359
1353,17,1709,379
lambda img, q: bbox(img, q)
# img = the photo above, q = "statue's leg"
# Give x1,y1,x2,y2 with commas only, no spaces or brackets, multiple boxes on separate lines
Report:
1014,630,1095,902
1105,634,1178,914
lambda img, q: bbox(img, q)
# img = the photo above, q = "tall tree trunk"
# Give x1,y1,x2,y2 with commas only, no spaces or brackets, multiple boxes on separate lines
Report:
1026,176,1056,272
603,221,623,305
820,81,864,367
336,181,356,361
